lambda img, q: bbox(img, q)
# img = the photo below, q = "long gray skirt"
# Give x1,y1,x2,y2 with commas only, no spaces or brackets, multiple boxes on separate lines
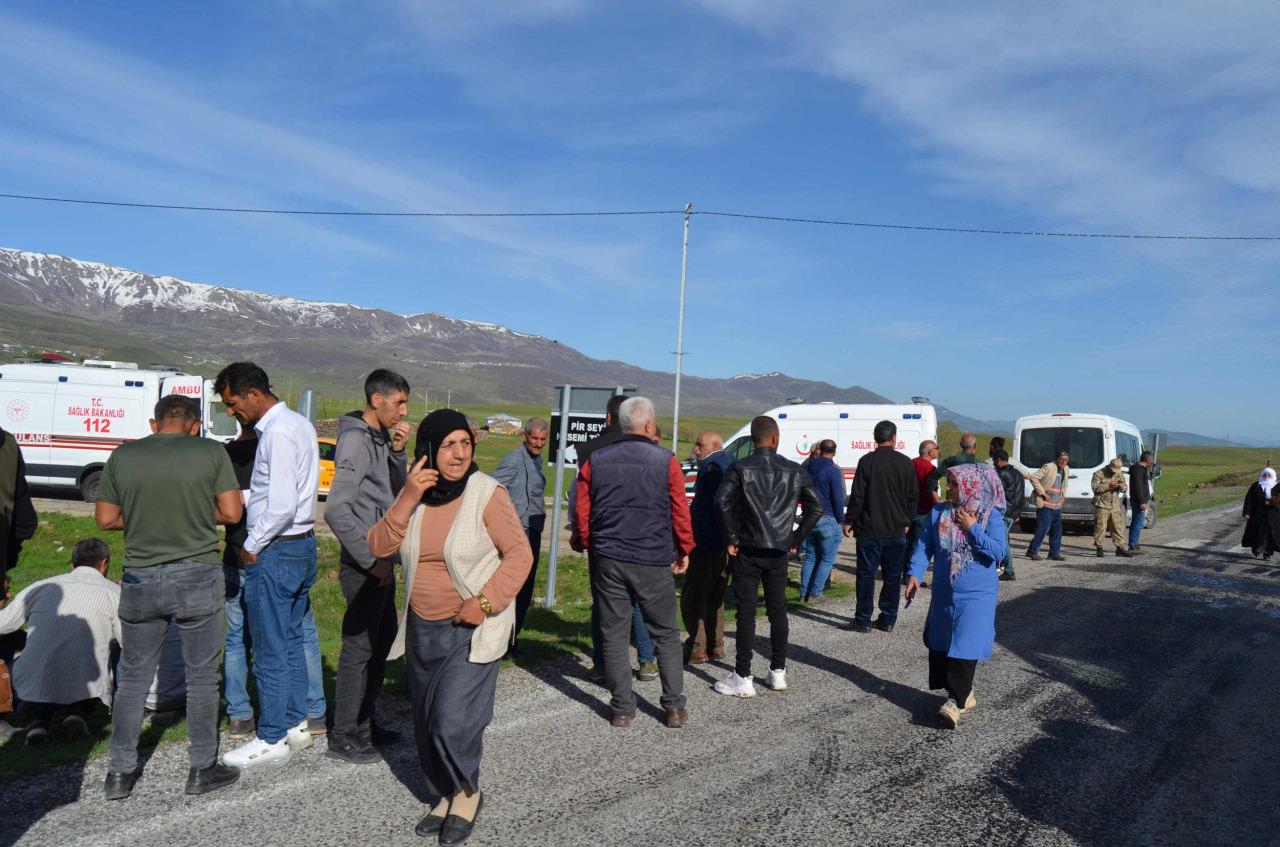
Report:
406,613,501,797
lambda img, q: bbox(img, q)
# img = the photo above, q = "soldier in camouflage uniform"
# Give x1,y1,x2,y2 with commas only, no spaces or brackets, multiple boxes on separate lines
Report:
1091,458,1131,558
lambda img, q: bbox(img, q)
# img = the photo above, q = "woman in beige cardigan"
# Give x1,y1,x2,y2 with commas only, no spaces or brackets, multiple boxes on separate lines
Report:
368,409,532,845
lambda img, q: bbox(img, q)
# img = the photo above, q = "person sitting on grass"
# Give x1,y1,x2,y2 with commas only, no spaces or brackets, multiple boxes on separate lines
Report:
0,538,121,745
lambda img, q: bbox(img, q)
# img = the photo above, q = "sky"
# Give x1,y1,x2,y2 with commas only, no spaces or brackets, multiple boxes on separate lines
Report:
0,2,1277,439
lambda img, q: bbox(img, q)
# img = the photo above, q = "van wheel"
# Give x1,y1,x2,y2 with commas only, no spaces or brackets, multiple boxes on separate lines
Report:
79,470,102,502
1018,517,1036,533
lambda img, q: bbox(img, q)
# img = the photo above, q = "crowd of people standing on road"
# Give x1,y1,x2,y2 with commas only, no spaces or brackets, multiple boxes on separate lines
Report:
1,362,1278,843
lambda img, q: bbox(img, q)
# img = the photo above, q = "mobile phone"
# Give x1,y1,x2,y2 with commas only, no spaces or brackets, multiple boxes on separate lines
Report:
415,442,433,470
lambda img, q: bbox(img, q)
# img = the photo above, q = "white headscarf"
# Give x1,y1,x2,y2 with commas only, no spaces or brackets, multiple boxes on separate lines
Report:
1261,467,1277,499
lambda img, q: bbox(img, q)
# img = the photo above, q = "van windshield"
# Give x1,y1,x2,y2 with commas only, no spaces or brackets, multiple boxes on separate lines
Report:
1019,427,1104,469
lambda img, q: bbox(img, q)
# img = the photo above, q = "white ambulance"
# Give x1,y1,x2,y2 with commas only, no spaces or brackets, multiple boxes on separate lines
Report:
0,360,239,500
719,401,939,490
1010,412,1157,531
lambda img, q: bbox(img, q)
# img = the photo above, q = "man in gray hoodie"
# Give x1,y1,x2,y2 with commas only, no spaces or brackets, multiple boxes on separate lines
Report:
324,369,410,764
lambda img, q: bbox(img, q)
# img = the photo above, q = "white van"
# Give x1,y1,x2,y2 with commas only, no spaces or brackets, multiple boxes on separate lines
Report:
0,360,239,500
1010,412,1156,531
719,402,939,490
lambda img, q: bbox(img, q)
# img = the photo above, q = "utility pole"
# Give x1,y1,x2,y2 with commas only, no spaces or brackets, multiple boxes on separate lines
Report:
671,202,692,453
447,388,452,408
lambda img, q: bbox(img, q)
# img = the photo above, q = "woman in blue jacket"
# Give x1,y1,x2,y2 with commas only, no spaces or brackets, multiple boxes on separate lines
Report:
905,463,1008,728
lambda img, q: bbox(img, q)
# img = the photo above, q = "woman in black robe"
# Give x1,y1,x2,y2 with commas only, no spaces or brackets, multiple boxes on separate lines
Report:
1243,467,1276,557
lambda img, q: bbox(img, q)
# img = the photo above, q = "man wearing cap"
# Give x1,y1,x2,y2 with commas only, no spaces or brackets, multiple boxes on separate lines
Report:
1091,458,1132,558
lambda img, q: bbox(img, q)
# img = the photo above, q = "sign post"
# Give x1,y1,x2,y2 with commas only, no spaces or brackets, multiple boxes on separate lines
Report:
542,385,638,609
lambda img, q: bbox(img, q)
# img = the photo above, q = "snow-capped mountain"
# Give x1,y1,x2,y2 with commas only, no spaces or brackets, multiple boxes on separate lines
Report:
0,246,891,412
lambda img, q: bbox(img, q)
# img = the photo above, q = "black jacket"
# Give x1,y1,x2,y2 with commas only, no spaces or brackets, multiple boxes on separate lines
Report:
997,463,1026,517
715,447,822,553
1129,462,1151,507
846,445,917,539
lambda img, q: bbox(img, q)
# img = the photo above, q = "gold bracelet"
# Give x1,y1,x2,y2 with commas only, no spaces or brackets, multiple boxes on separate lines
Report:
475,593,493,615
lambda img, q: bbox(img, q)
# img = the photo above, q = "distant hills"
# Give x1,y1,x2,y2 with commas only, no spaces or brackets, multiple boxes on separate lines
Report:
0,246,1266,447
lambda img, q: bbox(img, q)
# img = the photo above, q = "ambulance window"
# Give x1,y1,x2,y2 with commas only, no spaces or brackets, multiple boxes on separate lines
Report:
726,436,754,461
206,402,239,438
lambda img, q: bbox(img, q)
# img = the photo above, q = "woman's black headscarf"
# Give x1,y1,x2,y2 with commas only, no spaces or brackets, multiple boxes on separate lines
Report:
414,409,478,506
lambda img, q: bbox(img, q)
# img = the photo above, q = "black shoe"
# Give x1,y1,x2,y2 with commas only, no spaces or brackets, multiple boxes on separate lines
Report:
846,621,872,633
1000,571,1016,581
1095,548,1104,558
185,762,240,795
416,806,448,837
1116,547,1132,558
104,770,140,801
1025,552,1041,561
25,720,49,746
369,722,401,747
872,618,894,633
1048,554,1067,561
439,794,483,846
326,738,383,765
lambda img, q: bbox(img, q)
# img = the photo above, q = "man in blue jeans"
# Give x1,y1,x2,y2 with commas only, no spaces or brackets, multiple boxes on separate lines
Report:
1026,452,1070,561
1128,451,1155,553
220,431,326,741
215,363,322,770
843,421,918,633
96,395,244,800
800,440,845,601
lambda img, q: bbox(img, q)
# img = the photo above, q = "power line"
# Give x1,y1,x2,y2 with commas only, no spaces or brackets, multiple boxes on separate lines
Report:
0,193,682,218
695,210,1280,241
1,190,1277,240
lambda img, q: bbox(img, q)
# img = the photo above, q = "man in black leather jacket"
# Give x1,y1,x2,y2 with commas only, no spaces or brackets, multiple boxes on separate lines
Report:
713,416,822,698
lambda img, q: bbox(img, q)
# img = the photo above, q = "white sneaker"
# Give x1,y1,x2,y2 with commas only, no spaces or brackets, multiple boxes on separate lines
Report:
938,698,961,728
764,669,788,691
221,736,293,769
712,672,756,698
286,719,313,752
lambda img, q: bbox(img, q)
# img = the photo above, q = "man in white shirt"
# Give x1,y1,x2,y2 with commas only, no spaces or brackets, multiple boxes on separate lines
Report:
213,363,321,769
0,538,120,744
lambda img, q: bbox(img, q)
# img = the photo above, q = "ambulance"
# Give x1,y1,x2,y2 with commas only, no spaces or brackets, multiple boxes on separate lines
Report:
0,360,239,500
717,401,939,490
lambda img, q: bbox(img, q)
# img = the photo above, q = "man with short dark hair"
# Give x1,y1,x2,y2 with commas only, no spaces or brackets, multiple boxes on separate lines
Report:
1026,451,1071,562
493,417,549,649
799,439,844,602
573,397,693,728
993,451,1025,580
714,416,822,697
1128,451,1155,554
96,395,244,799
844,420,917,633
214,363,321,771
0,538,119,745
324,368,411,764
0,425,38,604
681,431,731,663
987,436,1006,465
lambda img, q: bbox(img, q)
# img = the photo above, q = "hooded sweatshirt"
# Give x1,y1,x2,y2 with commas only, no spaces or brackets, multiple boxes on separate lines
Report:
324,412,407,569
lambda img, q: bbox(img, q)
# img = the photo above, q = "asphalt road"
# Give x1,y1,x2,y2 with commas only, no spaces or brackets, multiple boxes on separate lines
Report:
5,502,1279,847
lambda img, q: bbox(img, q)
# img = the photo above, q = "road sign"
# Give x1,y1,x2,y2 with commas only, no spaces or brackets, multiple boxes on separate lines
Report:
547,413,608,466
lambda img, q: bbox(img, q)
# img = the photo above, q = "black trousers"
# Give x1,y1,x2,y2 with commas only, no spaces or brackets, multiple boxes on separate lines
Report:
928,649,977,705
513,515,544,637
732,549,789,678
332,563,398,743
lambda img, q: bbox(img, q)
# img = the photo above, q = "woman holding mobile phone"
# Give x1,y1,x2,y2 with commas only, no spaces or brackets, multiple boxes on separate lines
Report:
368,409,532,844
904,463,1007,728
